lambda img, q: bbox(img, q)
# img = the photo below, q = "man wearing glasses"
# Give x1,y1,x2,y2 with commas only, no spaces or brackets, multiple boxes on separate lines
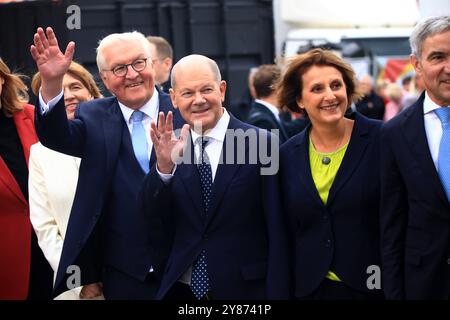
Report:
30,27,184,299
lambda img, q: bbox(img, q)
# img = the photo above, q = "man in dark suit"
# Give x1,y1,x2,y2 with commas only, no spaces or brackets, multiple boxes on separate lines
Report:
141,54,289,299
380,16,450,300
146,35,173,93
355,74,385,120
247,64,288,143
30,27,183,299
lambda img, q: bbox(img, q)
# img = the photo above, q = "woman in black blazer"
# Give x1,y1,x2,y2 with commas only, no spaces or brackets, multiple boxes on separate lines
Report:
277,49,383,299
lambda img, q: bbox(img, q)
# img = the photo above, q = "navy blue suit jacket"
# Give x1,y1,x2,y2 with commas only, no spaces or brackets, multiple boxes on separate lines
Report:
35,91,184,298
141,114,290,299
247,101,288,143
280,112,383,298
380,93,450,299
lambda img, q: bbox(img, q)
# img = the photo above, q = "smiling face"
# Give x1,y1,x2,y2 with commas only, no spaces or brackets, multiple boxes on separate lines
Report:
100,39,155,110
298,65,348,126
62,73,93,120
411,30,450,107
169,56,226,133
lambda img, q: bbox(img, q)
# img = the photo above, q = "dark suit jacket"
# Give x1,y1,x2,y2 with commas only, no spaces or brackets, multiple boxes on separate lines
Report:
35,91,183,298
0,104,38,299
247,101,288,143
380,93,450,299
280,112,383,298
141,114,290,299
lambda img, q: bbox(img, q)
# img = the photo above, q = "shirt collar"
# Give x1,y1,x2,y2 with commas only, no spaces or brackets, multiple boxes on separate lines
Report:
254,99,280,119
423,91,445,115
190,108,230,145
118,89,160,124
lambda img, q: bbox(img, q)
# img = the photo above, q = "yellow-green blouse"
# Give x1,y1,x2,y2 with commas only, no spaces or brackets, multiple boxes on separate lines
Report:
309,135,349,282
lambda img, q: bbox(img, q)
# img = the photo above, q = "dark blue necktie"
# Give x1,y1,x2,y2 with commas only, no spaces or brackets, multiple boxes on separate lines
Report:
131,110,149,174
435,107,450,202
191,136,212,299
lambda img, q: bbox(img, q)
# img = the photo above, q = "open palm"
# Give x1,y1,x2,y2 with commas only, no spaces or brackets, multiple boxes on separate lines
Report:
150,111,190,174
30,27,74,81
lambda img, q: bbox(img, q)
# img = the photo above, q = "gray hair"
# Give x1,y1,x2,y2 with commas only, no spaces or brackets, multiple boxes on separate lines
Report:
170,54,221,89
96,31,152,72
410,15,450,59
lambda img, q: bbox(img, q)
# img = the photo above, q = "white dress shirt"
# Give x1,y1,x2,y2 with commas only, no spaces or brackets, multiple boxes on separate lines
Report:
423,92,445,170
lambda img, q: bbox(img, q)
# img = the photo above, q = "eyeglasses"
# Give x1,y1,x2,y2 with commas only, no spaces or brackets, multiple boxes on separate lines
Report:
105,58,149,77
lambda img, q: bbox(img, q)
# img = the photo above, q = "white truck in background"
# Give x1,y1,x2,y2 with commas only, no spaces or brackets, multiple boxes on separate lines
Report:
273,0,450,80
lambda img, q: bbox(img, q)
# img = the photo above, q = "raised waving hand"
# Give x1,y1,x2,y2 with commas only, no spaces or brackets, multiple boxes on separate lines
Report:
30,27,75,102
150,111,190,174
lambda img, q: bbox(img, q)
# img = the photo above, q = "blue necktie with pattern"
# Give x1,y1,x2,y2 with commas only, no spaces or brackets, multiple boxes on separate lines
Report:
191,136,212,299
435,107,450,202
131,110,149,174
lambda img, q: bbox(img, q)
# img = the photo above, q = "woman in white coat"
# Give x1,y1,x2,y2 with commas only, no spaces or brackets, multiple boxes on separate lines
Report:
29,61,102,299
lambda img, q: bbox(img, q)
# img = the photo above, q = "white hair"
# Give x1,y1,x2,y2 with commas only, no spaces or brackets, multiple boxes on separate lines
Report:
96,31,152,72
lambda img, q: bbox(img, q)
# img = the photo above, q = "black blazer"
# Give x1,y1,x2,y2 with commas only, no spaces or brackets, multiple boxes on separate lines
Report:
247,101,288,143
380,93,450,299
280,112,383,298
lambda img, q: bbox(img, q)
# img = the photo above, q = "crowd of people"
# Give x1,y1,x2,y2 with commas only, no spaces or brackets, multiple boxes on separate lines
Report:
0,15,449,300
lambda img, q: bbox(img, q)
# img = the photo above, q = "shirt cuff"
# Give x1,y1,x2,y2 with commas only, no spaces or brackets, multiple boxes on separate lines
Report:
39,89,64,114
156,164,177,184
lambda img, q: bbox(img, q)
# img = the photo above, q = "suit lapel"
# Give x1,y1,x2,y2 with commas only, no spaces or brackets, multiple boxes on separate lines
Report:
292,127,325,206
0,157,27,206
177,138,204,219
206,118,242,224
327,113,370,206
13,108,38,166
400,98,449,204
4,108,38,206
102,99,124,175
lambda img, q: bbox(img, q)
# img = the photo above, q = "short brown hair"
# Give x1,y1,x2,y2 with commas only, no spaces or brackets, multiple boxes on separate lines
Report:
31,61,102,99
146,36,173,60
0,57,29,116
277,49,360,114
253,64,281,99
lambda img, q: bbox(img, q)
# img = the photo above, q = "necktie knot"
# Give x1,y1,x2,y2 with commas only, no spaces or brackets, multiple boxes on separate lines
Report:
435,107,450,128
131,110,145,123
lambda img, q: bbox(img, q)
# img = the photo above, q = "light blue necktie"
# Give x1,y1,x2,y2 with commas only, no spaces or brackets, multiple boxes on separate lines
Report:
131,110,149,174
191,137,212,299
435,107,450,202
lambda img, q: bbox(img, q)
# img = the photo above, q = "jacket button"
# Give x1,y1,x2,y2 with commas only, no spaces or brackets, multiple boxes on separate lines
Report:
325,239,332,247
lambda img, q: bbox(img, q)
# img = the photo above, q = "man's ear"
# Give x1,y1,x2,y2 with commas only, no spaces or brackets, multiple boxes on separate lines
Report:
219,80,227,102
163,57,173,70
169,88,178,109
410,54,422,78
99,71,110,91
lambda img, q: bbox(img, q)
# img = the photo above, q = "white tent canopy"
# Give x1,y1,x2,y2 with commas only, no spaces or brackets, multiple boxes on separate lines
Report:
280,0,420,27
